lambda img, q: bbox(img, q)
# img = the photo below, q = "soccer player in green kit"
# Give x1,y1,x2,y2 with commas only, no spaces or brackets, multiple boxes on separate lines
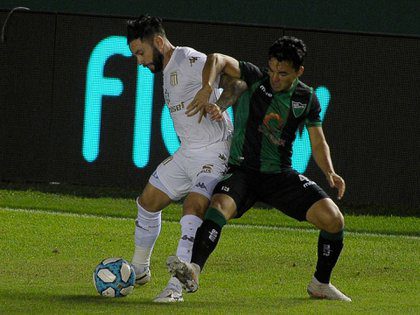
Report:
168,36,351,301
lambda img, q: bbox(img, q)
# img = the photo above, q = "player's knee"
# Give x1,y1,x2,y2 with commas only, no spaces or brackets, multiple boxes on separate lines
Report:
138,194,156,212
138,185,168,212
210,194,236,220
325,209,344,233
183,203,207,218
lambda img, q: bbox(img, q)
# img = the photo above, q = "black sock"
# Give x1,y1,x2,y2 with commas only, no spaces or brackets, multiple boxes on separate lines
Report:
314,230,344,284
191,207,227,270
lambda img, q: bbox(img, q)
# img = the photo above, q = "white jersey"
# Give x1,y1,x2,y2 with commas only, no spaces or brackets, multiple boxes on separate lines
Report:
162,46,233,150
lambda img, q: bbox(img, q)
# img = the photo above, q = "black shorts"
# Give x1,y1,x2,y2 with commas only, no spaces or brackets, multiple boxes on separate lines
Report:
213,166,329,221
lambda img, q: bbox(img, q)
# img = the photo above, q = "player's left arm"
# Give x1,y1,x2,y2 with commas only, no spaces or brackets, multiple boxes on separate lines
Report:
308,126,346,200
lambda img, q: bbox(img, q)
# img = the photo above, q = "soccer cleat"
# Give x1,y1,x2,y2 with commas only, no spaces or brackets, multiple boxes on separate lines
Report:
166,255,200,293
153,278,184,303
131,265,151,286
307,277,352,302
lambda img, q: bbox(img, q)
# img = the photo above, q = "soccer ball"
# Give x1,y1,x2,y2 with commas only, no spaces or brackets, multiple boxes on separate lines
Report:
93,257,136,297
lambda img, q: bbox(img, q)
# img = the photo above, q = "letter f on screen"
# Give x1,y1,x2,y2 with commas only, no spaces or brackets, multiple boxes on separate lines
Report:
83,36,132,162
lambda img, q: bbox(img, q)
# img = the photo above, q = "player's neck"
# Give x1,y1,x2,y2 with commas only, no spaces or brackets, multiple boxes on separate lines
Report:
162,40,175,70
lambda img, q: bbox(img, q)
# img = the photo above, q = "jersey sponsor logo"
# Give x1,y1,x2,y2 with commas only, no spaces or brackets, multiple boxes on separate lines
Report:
195,182,207,191
258,112,286,146
164,88,170,104
259,84,273,98
169,102,185,113
189,56,199,66
170,71,178,86
291,101,307,117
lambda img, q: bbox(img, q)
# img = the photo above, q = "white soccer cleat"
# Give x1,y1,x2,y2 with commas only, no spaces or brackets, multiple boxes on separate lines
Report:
131,265,151,286
307,277,352,302
153,278,184,303
166,255,200,293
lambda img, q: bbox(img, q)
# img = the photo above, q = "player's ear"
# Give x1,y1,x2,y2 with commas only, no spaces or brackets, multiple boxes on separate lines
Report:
153,35,164,52
297,66,304,77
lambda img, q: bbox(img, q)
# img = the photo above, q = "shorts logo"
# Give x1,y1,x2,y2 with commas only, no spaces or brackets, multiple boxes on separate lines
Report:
291,101,307,117
152,170,159,179
220,185,230,192
195,182,207,191
198,164,213,175
162,156,173,165
170,71,178,86
218,153,227,161
299,174,316,188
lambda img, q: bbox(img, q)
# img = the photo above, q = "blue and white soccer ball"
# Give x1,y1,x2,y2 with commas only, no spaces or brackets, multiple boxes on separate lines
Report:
93,257,136,297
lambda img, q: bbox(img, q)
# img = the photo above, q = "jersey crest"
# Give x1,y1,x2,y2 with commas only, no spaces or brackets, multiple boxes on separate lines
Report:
170,71,178,86
291,100,307,117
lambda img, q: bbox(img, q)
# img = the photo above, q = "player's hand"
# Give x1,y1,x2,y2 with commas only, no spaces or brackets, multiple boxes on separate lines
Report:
186,87,212,120
205,103,224,121
326,172,346,200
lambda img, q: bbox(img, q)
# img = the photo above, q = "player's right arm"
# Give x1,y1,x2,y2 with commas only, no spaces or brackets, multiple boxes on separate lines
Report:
186,53,241,118
205,74,248,121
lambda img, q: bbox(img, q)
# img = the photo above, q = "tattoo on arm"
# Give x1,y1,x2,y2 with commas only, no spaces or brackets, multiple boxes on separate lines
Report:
216,74,247,111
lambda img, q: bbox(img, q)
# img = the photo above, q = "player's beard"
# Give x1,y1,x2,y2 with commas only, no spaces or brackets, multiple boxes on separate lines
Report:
150,46,164,73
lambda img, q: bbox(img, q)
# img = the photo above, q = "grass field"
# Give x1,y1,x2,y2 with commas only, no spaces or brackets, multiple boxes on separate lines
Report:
1,187,419,314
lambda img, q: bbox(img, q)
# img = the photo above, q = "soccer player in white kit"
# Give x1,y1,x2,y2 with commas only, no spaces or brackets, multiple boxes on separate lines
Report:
126,15,245,303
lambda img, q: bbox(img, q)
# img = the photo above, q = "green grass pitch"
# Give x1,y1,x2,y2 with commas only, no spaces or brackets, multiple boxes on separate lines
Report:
0,188,419,314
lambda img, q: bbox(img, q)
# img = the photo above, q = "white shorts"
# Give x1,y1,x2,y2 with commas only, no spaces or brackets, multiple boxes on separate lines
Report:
149,141,230,201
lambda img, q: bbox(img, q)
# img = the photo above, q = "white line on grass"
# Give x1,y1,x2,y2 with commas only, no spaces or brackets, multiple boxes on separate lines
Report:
1,207,419,240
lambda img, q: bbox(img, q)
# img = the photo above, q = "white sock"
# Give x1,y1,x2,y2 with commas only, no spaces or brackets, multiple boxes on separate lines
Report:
132,199,161,271
176,214,203,262
166,276,183,291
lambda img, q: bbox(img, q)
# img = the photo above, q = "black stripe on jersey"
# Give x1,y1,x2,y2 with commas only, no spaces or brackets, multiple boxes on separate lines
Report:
278,82,313,168
278,114,301,168
242,78,273,170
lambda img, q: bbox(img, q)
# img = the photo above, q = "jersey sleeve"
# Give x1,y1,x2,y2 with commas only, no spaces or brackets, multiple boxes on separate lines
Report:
305,93,322,127
184,49,206,81
185,49,221,89
239,61,264,86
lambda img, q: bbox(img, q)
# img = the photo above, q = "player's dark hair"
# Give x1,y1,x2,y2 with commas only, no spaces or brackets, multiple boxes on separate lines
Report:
268,36,307,70
126,15,166,44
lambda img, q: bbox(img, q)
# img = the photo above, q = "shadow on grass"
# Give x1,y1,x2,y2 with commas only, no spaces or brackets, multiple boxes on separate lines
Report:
1,289,318,309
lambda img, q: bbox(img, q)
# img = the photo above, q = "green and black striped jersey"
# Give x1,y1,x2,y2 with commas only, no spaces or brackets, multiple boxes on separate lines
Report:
229,61,322,173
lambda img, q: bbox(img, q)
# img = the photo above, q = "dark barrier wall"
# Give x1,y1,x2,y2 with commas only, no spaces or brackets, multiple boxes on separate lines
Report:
1,12,419,209
1,0,420,36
